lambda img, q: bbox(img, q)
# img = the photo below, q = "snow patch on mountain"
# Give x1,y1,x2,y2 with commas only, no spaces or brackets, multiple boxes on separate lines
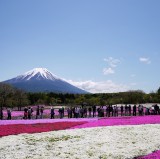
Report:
16,68,59,81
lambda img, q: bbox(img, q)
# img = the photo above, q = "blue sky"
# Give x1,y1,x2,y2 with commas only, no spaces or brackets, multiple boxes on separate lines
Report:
0,0,160,93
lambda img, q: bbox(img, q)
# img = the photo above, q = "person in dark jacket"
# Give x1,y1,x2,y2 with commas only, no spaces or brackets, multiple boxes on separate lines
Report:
129,105,131,116
36,106,40,119
7,108,11,120
121,105,124,116
92,105,96,117
51,107,55,119
133,105,137,116
24,107,28,119
0,108,3,120
88,107,92,117
40,106,44,119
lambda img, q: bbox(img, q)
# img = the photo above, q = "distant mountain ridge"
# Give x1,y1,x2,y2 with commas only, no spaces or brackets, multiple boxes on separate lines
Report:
3,68,89,94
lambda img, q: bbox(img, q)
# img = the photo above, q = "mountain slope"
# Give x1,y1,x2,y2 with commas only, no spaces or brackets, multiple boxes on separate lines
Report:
3,68,89,94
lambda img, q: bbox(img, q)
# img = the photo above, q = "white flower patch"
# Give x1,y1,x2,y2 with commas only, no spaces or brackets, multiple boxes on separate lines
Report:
0,124,160,159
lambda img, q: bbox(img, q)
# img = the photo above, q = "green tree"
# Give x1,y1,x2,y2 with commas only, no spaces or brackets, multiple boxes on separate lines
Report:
157,87,160,95
0,83,14,119
14,89,29,110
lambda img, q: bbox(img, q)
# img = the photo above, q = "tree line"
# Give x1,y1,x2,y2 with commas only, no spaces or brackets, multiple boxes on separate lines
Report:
0,83,160,113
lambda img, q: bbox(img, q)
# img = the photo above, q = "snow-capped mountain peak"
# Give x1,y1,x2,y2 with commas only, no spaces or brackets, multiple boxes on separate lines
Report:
17,68,59,81
4,68,89,94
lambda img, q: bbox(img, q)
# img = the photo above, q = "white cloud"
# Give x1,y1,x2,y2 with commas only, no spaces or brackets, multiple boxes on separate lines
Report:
103,67,115,75
104,57,121,68
139,57,151,64
66,79,129,93
103,57,121,76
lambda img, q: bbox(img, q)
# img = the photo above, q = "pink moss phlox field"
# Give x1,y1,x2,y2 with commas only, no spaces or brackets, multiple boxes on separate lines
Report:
0,118,97,125
3,111,23,117
0,121,87,137
70,116,160,129
137,150,160,159
3,109,68,118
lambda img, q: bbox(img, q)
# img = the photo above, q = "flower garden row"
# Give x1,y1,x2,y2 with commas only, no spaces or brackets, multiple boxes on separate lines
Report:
0,121,87,137
71,115,160,129
1,115,160,158
1,116,160,137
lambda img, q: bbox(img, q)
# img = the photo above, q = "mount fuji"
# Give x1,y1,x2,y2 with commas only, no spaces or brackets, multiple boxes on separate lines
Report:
4,68,89,94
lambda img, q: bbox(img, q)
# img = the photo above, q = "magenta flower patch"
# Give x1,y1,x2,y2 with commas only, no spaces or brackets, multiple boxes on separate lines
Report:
70,116,160,129
137,150,160,159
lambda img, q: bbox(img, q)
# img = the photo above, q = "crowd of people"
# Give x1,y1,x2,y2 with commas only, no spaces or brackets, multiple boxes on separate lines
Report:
23,105,44,119
1,104,160,120
64,104,160,119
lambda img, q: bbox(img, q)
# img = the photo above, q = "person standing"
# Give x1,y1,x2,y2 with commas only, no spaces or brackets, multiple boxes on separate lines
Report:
125,104,128,116
62,107,64,118
31,107,33,119
80,107,84,118
67,107,71,118
129,105,131,116
113,106,116,117
36,106,40,119
88,107,92,117
110,105,113,117
7,108,11,120
58,107,63,119
0,108,3,120
70,107,73,118
133,105,137,116
92,105,96,117
121,105,124,116
24,107,28,119
72,107,75,118
115,105,118,117
84,107,87,118
51,107,55,119
28,107,32,119
40,106,44,119
108,105,111,117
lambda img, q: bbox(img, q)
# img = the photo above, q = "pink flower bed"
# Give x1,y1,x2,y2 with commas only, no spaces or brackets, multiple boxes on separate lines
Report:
0,121,87,137
137,150,160,159
0,118,97,125
71,116,160,129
